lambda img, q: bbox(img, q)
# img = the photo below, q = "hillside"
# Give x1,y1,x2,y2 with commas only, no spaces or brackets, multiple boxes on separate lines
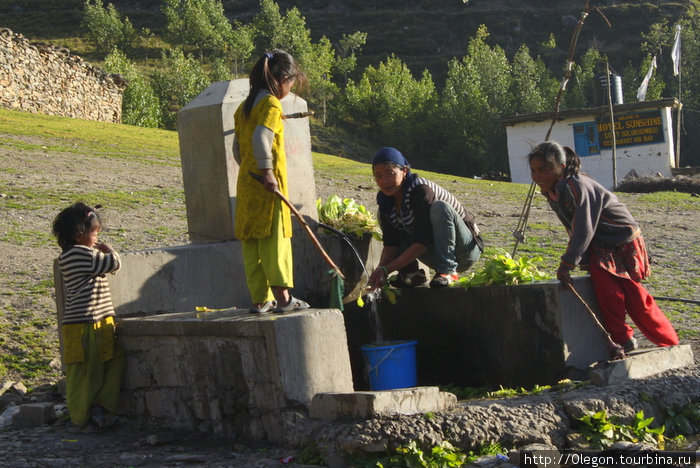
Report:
1,0,696,82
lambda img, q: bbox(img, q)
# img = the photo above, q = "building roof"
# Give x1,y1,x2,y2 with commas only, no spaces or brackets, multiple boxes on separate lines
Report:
501,97,680,126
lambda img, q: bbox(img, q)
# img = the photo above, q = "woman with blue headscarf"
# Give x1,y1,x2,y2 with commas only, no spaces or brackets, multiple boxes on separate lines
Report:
367,147,483,289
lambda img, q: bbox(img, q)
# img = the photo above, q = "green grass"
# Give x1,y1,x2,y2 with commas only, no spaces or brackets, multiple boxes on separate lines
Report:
633,192,700,211
0,224,54,247
0,108,180,165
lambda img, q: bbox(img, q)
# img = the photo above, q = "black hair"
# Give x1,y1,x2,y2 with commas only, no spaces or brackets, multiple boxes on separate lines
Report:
52,202,102,252
527,141,581,177
242,49,307,117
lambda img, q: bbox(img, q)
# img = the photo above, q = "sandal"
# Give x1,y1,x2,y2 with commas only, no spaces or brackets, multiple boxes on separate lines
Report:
249,300,276,314
272,296,310,313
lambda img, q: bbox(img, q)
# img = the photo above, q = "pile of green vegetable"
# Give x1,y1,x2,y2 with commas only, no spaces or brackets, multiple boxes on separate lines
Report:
317,195,381,240
452,248,552,287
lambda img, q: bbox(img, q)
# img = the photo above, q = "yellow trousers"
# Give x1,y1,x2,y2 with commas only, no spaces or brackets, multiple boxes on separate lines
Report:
242,198,294,303
62,317,125,426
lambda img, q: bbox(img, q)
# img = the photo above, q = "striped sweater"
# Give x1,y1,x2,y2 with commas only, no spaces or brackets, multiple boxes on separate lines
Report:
377,174,480,248
58,245,121,324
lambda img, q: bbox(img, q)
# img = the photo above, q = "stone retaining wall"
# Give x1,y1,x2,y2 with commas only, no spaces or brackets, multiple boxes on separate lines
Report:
0,28,125,123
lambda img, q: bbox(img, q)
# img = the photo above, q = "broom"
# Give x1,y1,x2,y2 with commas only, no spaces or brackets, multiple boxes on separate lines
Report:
249,172,345,309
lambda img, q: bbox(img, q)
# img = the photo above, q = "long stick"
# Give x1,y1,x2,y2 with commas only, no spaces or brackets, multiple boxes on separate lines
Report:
565,282,623,358
249,172,345,279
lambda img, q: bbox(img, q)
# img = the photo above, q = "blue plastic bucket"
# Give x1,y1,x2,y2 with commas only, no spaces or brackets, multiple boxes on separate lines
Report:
360,340,417,390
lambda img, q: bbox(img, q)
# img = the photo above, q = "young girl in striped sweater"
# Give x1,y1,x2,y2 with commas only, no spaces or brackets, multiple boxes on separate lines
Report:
52,202,124,430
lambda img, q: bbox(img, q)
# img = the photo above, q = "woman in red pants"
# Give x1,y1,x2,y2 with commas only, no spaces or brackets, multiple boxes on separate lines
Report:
527,141,678,353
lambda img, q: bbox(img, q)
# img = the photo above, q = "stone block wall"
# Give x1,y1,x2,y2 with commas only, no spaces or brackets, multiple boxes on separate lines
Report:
0,28,125,123
117,308,354,440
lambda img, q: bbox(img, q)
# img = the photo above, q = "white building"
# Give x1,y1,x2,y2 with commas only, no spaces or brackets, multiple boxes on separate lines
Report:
502,98,680,189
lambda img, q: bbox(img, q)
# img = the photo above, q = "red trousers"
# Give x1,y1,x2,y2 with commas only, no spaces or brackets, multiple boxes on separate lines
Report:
589,263,679,347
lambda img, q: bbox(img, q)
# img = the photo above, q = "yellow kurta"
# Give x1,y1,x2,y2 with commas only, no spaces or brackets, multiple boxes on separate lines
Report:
234,94,292,240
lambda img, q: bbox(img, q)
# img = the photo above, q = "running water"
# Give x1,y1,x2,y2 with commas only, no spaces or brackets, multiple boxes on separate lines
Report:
366,289,384,343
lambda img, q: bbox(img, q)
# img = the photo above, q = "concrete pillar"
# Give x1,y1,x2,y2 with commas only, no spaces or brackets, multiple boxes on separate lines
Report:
176,79,317,242
176,79,329,304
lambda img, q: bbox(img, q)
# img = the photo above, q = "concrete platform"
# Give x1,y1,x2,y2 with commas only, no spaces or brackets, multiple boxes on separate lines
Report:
117,308,353,439
589,344,695,386
309,387,457,419
344,277,611,389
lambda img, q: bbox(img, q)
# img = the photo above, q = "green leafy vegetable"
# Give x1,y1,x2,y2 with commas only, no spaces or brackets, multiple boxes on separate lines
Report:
317,195,382,240
452,248,552,288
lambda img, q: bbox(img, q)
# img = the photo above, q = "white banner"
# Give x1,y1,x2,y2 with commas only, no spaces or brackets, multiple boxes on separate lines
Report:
671,24,681,76
637,56,657,101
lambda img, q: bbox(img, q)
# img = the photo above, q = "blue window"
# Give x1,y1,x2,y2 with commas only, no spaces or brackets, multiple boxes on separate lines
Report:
572,122,600,156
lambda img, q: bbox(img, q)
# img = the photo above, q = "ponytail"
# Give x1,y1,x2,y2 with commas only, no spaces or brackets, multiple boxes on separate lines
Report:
562,146,581,177
242,49,307,117
527,141,581,177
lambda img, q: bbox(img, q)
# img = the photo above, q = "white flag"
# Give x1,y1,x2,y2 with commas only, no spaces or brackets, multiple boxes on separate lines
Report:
637,56,657,101
671,24,681,76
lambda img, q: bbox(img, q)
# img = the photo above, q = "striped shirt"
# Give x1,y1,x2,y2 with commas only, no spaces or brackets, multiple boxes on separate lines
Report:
58,245,121,324
378,174,480,247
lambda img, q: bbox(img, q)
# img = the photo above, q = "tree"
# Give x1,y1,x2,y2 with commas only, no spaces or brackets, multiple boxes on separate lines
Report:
229,22,255,77
437,25,512,175
252,0,338,119
343,55,436,161
150,48,210,130
162,0,234,59
81,0,137,55
335,32,368,83
511,44,552,114
565,46,603,109
103,48,162,128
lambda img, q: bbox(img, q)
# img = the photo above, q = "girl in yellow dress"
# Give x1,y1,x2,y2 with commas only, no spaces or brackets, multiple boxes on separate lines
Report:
233,50,310,313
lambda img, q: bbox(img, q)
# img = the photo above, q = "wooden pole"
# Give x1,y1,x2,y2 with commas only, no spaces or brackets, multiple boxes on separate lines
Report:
675,71,682,168
605,61,618,188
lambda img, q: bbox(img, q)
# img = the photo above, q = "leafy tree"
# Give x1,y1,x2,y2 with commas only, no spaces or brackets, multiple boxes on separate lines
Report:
103,48,162,128
81,0,137,55
343,55,436,161
437,25,512,175
252,0,337,119
511,44,552,114
150,48,210,130
565,46,603,109
162,0,235,59
335,31,368,83
229,22,255,77
209,57,233,83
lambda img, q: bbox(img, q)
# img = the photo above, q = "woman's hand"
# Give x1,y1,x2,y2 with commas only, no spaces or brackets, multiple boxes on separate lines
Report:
262,169,278,193
556,263,573,285
368,266,389,290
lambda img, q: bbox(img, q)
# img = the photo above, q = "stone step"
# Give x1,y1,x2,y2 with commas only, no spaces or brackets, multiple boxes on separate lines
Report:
589,344,695,386
309,386,457,419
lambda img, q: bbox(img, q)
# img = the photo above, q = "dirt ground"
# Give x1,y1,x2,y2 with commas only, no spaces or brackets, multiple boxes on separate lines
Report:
0,132,698,465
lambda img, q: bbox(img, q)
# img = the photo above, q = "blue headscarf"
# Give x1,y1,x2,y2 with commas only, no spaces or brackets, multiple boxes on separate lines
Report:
372,147,410,169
